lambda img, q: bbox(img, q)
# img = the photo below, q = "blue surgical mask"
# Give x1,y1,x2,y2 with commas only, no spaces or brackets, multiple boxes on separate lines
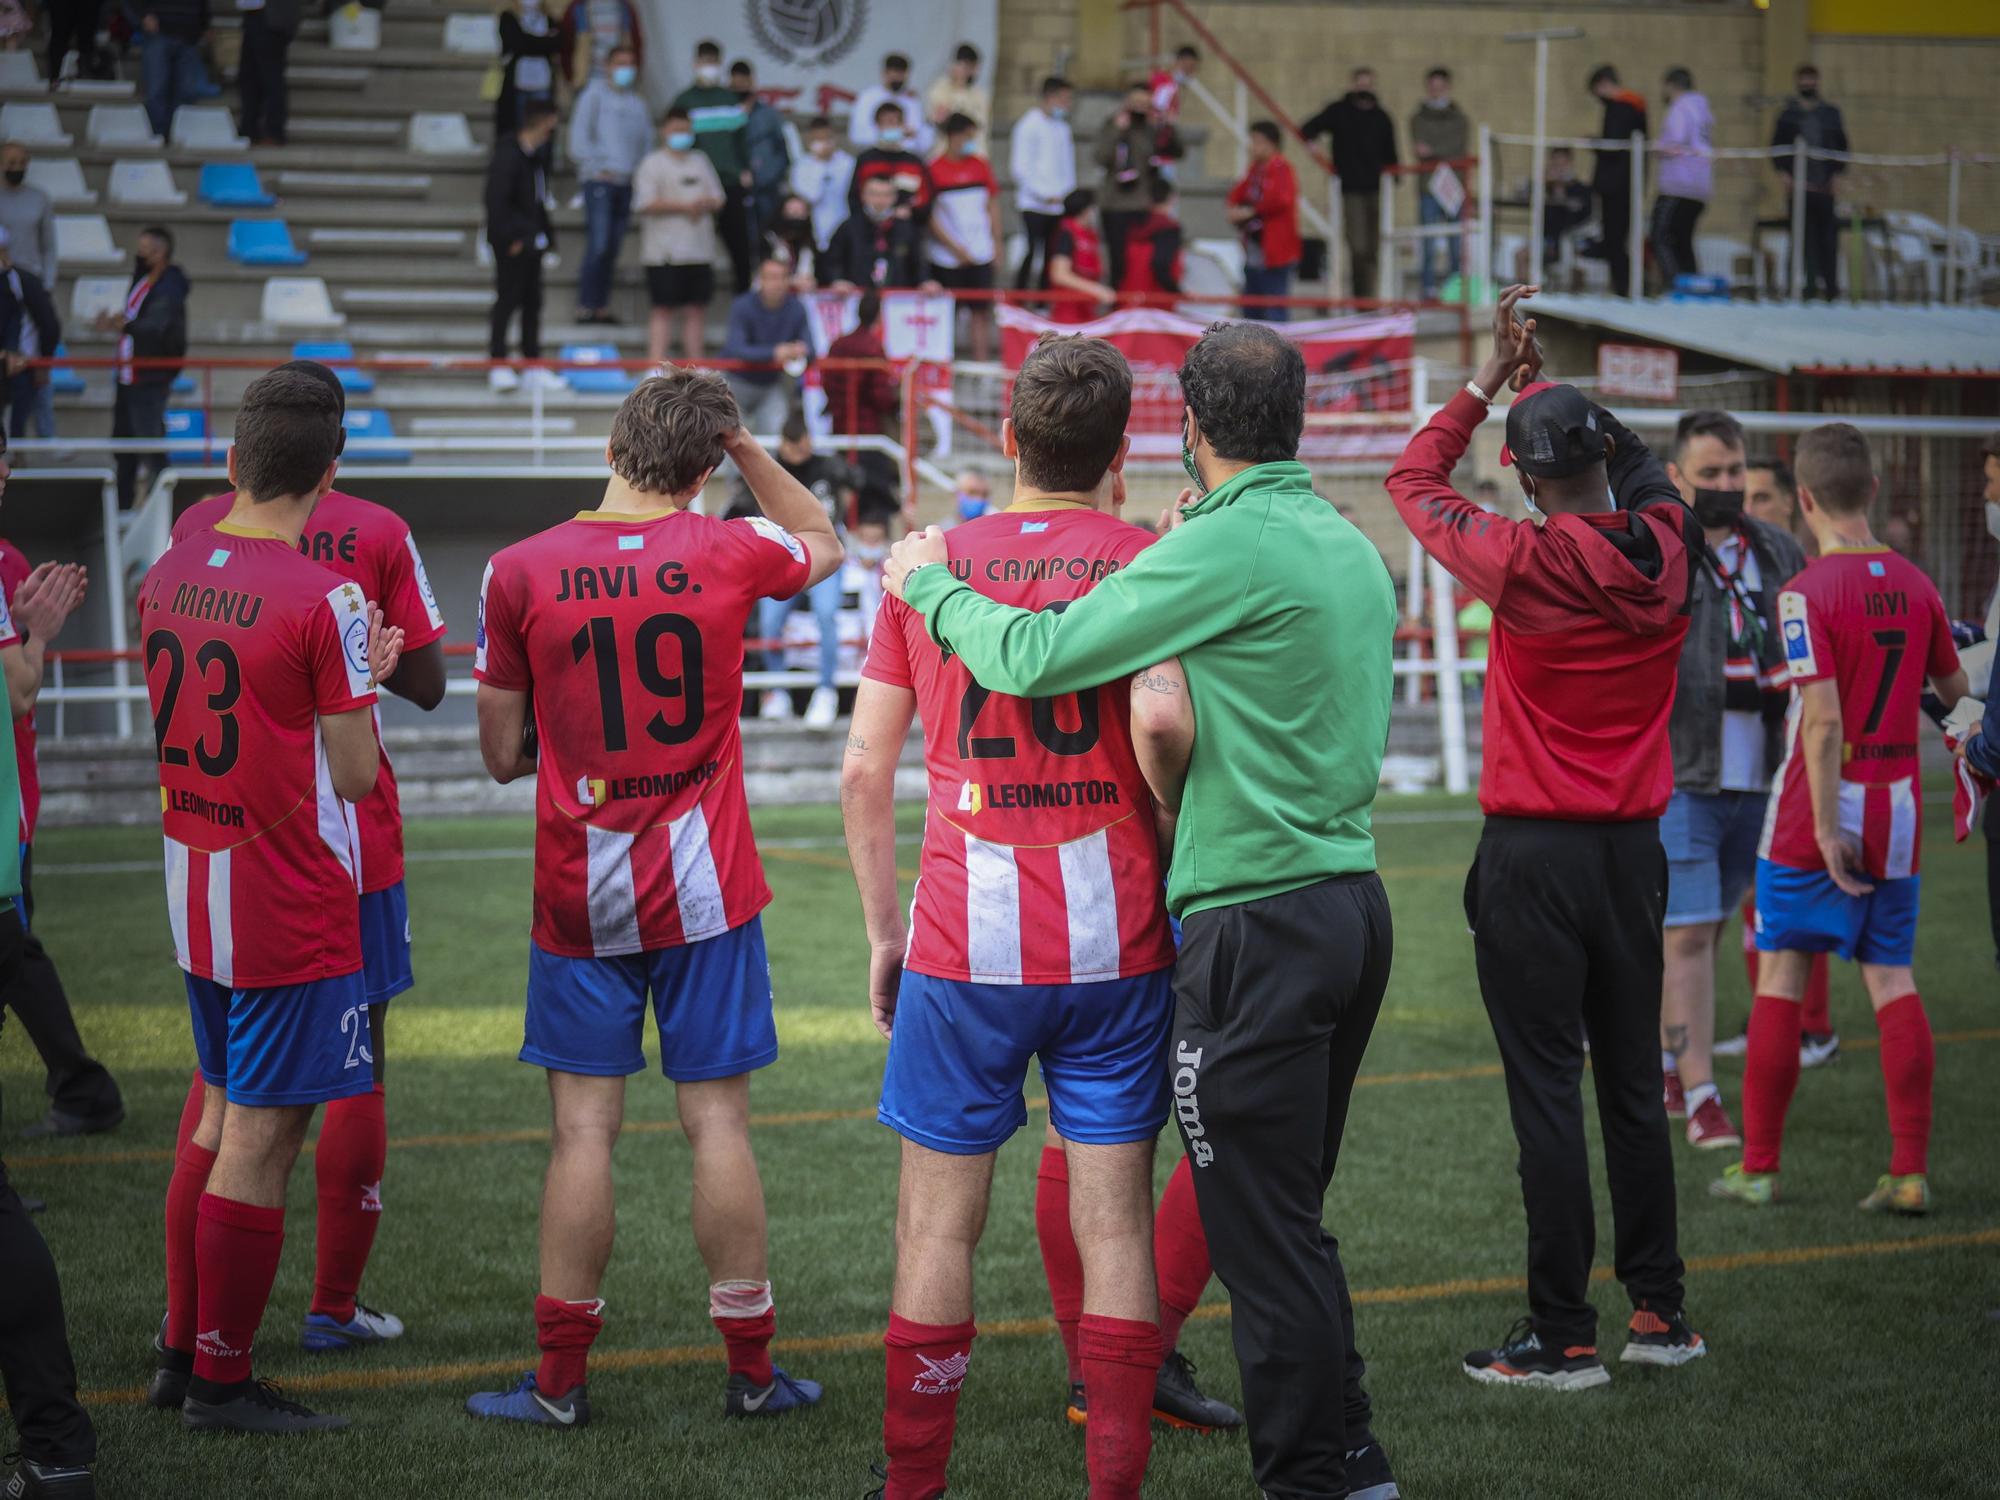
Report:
1048,106,1068,121
879,127,904,147
956,492,989,522
611,64,636,89
667,131,695,151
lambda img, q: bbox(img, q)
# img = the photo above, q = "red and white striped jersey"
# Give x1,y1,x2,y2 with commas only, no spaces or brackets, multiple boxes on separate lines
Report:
175,491,447,893
1759,548,1959,880
138,524,378,986
474,507,810,958
863,503,1175,985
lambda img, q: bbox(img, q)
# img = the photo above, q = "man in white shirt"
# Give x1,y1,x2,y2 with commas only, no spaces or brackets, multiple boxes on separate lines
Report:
849,52,931,155
1008,75,1076,291
791,116,856,252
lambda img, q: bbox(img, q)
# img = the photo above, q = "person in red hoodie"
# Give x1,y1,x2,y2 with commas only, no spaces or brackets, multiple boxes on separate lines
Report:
1387,286,1710,1391
1118,179,1183,304
1225,122,1299,322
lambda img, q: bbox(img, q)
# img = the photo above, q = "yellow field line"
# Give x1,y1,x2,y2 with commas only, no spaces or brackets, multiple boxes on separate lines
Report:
18,1030,1999,1172
73,1225,2000,1408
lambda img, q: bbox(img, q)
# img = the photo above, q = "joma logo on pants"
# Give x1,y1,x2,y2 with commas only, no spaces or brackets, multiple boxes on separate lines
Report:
1173,1041,1213,1167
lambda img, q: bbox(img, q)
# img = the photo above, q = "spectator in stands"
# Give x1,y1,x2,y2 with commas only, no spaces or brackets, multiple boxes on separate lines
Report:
1150,45,1199,128
850,51,929,155
823,174,926,292
1044,187,1113,324
1120,177,1182,302
1534,146,1594,278
135,0,212,140
1650,66,1712,289
1743,457,1808,550
748,413,859,728
719,255,811,434
732,60,789,246
1771,63,1848,301
1095,80,1180,291
557,0,640,89
671,39,755,294
0,146,55,290
927,112,999,360
821,289,901,516
1010,76,1075,292
634,105,722,364
483,100,561,395
1410,67,1469,300
1227,121,1301,322
46,0,97,84
234,0,297,146
94,225,185,506
793,116,855,252
763,193,820,291
0,228,59,441
925,44,989,154
949,467,990,524
847,101,931,215
1304,67,1398,298
569,43,651,325
496,0,562,138
1585,64,1648,295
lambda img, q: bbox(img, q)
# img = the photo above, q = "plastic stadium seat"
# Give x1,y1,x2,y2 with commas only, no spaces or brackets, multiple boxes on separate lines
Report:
341,408,410,463
48,343,86,396
85,104,160,148
25,157,95,206
442,12,500,53
292,340,375,393
407,112,476,155
328,4,382,49
260,276,343,328
108,159,185,206
199,162,274,207
558,343,635,395
0,103,72,147
169,106,248,151
163,408,211,463
227,219,307,266
0,52,41,88
54,214,121,267
69,276,126,325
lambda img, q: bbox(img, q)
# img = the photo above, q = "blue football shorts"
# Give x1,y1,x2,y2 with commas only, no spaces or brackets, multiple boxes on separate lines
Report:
1754,859,1920,967
185,967,376,1108
358,880,414,1004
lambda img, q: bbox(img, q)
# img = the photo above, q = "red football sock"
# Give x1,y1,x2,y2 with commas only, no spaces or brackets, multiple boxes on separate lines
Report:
534,1294,604,1396
710,1279,776,1387
1742,994,1803,1175
1874,994,1934,1177
174,1069,205,1157
163,1139,217,1356
1033,1145,1084,1383
1802,955,1832,1036
311,1083,387,1321
883,1314,975,1500
1078,1314,1161,1500
1153,1157,1209,1352
192,1192,285,1386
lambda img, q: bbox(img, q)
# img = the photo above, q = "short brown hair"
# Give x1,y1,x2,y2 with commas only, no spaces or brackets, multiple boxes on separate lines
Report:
1794,422,1875,515
1011,334,1131,494
609,369,739,497
233,368,342,501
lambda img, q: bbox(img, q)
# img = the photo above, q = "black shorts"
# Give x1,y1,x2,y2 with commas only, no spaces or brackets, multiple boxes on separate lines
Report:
647,263,715,308
928,261,994,291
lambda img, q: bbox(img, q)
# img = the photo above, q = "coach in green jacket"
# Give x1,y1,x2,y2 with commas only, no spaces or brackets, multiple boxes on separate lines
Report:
883,321,1401,1500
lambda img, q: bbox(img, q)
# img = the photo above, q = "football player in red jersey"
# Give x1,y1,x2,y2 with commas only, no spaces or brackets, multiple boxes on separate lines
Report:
140,368,404,1434
170,360,448,1356
1714,423,1967,1214
466,369,839,1428
842,334,1217,1500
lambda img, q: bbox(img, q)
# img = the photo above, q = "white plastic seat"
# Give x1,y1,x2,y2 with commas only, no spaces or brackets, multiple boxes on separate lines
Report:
24,157,95,206
55,214,122,267
108,159,186,206
407,112,477,155
327,4,382,50
0,53,42,89
1,103,73,147
168,106,248,151
85,104,159,149
261,276,345,328
442,12,500,54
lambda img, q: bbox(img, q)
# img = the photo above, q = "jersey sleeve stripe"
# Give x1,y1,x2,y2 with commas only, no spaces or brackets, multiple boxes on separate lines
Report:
965,833,1024,984
314,722,362,888
1057,829,1122,984
405,532,447,633
324,582,375,699
585,824,643,956
473,560,496,677
669,802,730,944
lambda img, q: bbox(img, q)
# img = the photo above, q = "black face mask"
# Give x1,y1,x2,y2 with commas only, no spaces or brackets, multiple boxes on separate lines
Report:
134,255,153,276
2,170,22,187
1129,109,1149,126
1691,486,1745,528
1797,85,1818,99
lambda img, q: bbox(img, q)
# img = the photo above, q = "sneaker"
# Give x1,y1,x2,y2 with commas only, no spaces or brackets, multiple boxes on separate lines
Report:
1712,1025,1749,1059
1152,1350,1243,1432
488,365,519,394
1344,1440,1401,1500
803,685,839,729
1462,1317,1609,1391
1619,1303,1707,1367
759,689,793,721
1064,1382,1087,1427
182,1378,349,1434
2,1457,97,1498
1858,1172,1930,1215
1799,1030,1840,1069
1662,1069,1686,1119
1708,1161,1777,1207
523,367,567,393
465,1370,589,1428
724,1366,822,1418
1685,1095,1741,1150
22,1104,125,1139
148,1317,191,1411
302,1303,405,1353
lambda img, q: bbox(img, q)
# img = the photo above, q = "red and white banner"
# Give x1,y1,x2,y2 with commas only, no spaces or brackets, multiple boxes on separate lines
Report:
998,305,1416,463
801,290,957,451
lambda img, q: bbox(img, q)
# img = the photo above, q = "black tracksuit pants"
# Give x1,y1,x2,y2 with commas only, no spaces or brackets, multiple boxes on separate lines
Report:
1466,816,1686,1347
1170,873,1393,1500
7,850,122,1122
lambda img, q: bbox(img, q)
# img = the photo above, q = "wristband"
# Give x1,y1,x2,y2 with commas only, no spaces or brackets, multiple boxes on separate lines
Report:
1464,378,1495,405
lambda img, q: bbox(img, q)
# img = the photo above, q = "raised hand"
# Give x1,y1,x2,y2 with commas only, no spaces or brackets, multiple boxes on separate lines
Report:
11,561,88,642
366,603,405,687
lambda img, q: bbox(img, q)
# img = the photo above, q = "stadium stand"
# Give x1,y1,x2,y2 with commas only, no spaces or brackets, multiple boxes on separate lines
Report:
108,160,186,207
27,156,96,206
84,104,160,150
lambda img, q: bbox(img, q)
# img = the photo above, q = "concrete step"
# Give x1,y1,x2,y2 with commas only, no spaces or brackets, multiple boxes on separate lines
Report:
307,226,469,255
289,115,409,145
277,169,435,199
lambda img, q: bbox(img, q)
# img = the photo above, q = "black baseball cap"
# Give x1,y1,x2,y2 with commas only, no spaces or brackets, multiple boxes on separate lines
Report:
1500,381,1608,479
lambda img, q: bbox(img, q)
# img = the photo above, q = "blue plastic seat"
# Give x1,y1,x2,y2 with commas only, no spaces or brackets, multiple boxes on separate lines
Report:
48,342,85,396
292,340,375,394
171,373,195,393
199,162,274,208
558,342,636,395
163,408,211,463
342,408,410,463
228,219,307,267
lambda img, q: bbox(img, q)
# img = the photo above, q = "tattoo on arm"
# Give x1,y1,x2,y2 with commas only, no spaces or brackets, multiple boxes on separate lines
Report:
845,732,868,756
1664,1024,1688,1057
1133,671,1180,695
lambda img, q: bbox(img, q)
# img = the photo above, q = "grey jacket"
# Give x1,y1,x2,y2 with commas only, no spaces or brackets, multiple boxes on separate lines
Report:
1668,515,1806,792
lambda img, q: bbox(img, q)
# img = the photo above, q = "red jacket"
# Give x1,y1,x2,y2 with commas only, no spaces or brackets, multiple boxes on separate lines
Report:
822,325,898,436
1227,155,1301,271
1120,210,1183,296
1387,389,1699,823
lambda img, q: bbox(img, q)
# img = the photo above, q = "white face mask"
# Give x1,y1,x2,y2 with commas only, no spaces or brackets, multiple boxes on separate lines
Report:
1987,500,2000,543
695,63,720,85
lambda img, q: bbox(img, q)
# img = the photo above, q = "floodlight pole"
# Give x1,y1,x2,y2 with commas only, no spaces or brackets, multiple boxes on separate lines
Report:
1506,27,1583,292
